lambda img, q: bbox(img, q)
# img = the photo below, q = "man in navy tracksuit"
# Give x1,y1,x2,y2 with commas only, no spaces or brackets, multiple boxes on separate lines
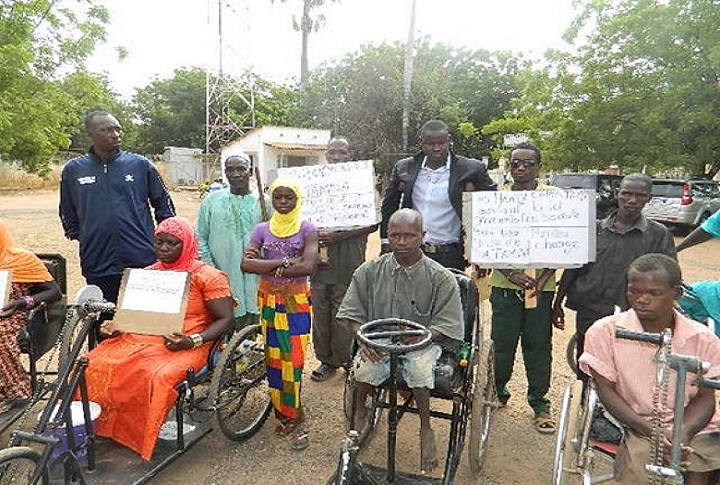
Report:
59,111,176,302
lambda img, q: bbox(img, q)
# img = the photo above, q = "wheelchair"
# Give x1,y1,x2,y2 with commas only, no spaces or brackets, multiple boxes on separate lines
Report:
0,254,68,436
554,327,720,485
330,269,497,485
0,283,272,485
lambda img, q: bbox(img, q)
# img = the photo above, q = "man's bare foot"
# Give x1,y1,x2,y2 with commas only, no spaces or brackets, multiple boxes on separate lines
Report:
420,427,438,474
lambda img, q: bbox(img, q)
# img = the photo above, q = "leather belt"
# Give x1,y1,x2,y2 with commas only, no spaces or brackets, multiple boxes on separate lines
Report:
421,243,459,254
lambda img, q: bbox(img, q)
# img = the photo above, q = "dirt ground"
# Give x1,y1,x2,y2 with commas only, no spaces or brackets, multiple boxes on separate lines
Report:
1,189,717,484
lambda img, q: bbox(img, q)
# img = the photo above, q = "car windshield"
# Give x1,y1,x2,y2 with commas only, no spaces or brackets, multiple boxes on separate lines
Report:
652,182,683,198
552,174,594,189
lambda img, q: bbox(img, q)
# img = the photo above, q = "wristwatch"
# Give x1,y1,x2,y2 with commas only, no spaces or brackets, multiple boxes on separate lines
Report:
281,256,292,268
189,333,204,348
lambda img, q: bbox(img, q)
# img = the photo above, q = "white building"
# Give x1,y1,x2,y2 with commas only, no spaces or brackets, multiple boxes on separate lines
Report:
221,126,331,188
162,146,204,186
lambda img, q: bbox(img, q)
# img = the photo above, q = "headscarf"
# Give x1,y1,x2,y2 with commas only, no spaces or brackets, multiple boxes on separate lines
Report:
0,220,52,283
148,217,204,273
268,178,303,238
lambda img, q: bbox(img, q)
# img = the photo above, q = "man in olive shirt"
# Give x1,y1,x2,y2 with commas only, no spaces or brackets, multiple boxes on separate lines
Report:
310,137,378,382
337,208,464,473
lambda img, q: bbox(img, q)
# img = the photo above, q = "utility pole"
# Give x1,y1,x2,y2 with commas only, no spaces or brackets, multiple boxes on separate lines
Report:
205,0,255,178
401,0,417,152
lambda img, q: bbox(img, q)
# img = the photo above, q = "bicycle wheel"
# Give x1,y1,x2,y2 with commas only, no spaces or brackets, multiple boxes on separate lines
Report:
0,446,48,485
468,339,496,474
210,324,272,441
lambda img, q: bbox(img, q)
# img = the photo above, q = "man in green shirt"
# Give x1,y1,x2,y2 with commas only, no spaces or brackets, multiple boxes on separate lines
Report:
337,208,464,473
310,137,378,382
196,154,267,329
489,142,557,434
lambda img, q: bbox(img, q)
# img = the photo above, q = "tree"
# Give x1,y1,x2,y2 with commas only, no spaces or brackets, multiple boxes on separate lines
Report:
132,67,298,155
272,0,340,86
295,41,521,172
486,0,720,176
0,0,110,172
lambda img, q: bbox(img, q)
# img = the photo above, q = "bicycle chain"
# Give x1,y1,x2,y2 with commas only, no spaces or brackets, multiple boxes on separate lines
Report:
648,329,672,485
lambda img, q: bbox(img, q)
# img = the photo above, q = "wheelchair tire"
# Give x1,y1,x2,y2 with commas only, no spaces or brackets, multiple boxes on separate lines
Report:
553,381,584,485
57,307,88,373
0,446,48,485
566,334,578,376
468,339,496,474
210,324,272,441
342,376,385,445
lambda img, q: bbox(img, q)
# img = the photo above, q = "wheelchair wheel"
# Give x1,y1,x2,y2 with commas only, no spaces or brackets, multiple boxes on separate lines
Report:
57,307,89,372
0,446,48,485
342,375,385,445
566,334,578,376
468,339,496,474
210,324,272,441
553,380,584,485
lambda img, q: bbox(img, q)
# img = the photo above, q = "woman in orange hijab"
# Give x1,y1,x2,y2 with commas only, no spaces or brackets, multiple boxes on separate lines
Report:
84,216,234,460
0,220,61,413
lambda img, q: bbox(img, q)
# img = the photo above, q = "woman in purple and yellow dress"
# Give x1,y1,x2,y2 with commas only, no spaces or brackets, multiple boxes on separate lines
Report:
242,178,318,451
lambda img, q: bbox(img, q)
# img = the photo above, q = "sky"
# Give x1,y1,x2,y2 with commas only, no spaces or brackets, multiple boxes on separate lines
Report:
87,0,579,98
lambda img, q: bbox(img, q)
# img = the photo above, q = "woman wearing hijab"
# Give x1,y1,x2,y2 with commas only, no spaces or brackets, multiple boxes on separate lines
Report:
0,221,61,413
84,216,234,460
241,179,318,451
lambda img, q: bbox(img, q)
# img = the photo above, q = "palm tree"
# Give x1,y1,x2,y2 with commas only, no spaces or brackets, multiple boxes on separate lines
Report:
272,0,340,86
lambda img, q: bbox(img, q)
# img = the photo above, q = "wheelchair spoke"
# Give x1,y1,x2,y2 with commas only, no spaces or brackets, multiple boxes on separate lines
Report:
210,325,272,441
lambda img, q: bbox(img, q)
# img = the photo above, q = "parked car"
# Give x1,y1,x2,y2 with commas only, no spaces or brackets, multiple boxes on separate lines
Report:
643,179,720,232
550,173,623,219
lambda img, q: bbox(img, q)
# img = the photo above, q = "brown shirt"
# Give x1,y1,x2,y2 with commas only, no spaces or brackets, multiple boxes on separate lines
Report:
565,214,676,318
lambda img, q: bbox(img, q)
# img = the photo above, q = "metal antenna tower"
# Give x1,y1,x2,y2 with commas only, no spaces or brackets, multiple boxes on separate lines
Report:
205,0,255,159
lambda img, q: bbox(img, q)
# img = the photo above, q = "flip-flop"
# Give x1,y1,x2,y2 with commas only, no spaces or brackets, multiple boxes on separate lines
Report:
289,428,309,451
310,364,337,382
534,412,556,434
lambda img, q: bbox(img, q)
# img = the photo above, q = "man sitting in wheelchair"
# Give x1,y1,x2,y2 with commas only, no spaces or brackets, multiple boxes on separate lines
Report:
579,254,720,484
336,209,464,474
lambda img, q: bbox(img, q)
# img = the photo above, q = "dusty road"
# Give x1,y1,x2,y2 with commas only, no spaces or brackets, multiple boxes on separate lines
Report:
0,189,717,484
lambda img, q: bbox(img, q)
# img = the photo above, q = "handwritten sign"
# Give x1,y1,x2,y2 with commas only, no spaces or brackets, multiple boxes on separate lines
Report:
114,269,190,335
462,189,596,268
0,270,10,307
278,160,378,229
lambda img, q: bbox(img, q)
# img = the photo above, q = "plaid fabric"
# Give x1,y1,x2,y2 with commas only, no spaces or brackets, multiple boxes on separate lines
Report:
259,281,311,420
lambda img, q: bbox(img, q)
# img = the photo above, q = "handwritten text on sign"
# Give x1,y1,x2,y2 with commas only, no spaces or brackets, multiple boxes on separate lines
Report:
120,269,189,314
463,189,596,267
278,160,378,229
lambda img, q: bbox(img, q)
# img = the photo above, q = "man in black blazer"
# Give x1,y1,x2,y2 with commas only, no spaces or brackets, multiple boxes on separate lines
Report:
380,120,497,269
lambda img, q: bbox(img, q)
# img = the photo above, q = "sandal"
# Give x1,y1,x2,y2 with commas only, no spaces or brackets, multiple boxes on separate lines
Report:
533,412,556,434
289,428,309,451
310,363,337,382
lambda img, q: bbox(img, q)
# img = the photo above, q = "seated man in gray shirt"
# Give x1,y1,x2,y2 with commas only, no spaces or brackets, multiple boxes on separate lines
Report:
336,208,464,474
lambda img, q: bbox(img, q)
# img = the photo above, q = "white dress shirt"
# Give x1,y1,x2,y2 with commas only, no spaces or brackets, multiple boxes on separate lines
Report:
411,155,461,244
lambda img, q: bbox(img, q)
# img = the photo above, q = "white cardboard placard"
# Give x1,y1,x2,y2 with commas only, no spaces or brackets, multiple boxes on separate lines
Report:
114,269,190,335
462,189,597,268
277,160,379,229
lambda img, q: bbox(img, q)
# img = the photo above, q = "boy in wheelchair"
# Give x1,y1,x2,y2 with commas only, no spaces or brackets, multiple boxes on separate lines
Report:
579,254,720,485
336,209,464,474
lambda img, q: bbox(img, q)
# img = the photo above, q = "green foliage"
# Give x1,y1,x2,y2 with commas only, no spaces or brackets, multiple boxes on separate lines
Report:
295,40,521,171
132,67,299,154
487,0,720,176
0,0,110,172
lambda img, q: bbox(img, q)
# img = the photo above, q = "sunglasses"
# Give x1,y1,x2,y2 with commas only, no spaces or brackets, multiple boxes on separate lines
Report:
509,159,539,169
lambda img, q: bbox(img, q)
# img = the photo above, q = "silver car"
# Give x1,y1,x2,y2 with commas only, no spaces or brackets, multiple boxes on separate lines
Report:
643,179,720,231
